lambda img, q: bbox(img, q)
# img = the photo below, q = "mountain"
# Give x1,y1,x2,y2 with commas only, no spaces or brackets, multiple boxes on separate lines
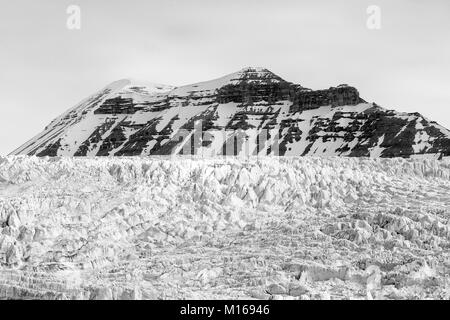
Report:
10,67,450,158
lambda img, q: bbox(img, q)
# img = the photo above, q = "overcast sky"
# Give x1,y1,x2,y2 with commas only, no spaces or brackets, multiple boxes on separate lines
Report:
0,0,449,155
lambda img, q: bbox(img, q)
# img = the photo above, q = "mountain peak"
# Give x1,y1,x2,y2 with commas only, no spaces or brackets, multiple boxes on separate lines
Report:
170,67,287,97
233,66,285,82
237,66,272,73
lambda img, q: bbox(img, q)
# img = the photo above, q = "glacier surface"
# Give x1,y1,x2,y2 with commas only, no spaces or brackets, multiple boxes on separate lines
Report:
0,155,449,299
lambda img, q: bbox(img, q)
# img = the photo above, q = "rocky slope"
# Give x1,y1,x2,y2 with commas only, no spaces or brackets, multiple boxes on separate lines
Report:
0,156,449,299
10,67,450,158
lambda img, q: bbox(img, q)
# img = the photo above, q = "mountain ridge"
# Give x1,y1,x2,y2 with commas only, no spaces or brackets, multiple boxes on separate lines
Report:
10,67,450,158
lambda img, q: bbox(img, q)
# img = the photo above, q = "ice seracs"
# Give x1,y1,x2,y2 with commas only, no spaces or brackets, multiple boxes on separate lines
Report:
0,156,448,299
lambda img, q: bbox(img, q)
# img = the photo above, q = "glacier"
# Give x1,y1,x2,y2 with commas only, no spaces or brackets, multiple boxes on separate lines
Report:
0,155,449,299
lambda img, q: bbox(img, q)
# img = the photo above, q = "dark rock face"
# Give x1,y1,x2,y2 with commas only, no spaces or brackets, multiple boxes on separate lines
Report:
291,85,364,112
94,97,141,114
36,138,62,157
10,68,450,158
217,82,294,104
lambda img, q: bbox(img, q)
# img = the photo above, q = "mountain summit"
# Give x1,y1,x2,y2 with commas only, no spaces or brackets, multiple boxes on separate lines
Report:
11,68,450,158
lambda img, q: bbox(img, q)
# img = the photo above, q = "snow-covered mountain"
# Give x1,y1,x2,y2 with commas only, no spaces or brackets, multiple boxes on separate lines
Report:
11,67,450,158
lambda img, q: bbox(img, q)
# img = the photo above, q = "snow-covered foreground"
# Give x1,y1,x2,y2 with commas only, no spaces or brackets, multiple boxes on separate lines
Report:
0,156,449,300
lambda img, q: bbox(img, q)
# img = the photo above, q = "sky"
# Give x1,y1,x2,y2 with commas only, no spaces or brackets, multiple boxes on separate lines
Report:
0,0,449,155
